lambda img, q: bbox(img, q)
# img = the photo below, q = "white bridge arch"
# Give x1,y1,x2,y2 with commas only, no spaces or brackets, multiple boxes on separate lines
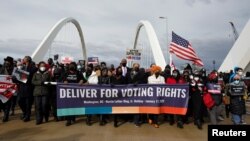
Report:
133,20,166,69
31,17,87,63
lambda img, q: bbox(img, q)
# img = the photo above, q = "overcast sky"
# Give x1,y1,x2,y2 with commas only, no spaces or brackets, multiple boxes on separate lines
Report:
0,0,249,70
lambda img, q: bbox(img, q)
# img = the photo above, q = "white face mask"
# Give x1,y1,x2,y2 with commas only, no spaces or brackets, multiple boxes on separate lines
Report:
189,75,194,80
234,80,240,84
238,71,243,76
77,65,81,69
173,73,177,77
40,67,46,72
194,77,199,81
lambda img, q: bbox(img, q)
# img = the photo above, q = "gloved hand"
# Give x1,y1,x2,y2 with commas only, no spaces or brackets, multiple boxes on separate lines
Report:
12,76,17,80
41,81,45,85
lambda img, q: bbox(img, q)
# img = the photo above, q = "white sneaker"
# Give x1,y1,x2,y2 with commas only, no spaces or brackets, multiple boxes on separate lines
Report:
241,121,247,125
217,116,224,121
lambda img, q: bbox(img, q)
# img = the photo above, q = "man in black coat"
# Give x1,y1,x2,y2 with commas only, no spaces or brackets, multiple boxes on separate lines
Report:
127,63,146,127
16,56,37,122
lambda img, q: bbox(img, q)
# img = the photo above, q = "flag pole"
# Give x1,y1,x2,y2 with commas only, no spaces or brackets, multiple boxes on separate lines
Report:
159,16,168,64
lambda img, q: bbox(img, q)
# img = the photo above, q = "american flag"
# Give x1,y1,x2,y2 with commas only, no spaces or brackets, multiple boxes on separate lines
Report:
169,32,204,66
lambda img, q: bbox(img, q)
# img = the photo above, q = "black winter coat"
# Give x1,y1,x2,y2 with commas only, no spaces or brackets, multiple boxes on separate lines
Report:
17,64,37,97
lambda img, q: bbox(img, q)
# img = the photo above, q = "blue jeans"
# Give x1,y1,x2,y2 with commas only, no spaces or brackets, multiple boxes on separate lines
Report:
231,114,241,125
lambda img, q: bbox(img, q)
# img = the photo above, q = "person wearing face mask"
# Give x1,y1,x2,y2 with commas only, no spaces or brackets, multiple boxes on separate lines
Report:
120,58,131,78
162,65,171,80
165,69,186,128
226,75,247,125
83,63,98,126
32,61,51,125
229,67,243,83
0,56,14,122
47,58,54,76
50,66,63,121
127,63,146,127
98,67,110,126
179,70,193,124
110,66,127,127
63,62,84,126
77,64,82,71
190,70,205,129
147,65,165,128
205,71,224,125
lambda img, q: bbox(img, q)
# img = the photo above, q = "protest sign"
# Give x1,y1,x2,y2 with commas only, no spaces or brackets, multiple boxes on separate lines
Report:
57,84,189,116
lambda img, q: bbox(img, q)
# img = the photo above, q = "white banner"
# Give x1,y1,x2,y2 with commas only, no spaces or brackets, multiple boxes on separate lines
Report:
126,49,142,61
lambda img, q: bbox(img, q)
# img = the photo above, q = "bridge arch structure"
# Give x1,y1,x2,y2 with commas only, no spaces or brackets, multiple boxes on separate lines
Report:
31,17,87,63
133,20,166,69
32,18,167,69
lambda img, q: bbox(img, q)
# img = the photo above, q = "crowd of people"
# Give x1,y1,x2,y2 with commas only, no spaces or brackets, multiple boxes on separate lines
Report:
0,55,249,130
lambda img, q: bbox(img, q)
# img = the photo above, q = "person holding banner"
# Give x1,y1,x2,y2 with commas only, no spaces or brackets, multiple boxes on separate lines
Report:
63,62,84,126
127,63,146,127
147,65,165,128
50,65,64,121
32,61,51,125
83,63,98,126
190,70,205,130
205,71,224,125
166,69,186,128
226,74,247,125
98,67,111,126
111,66,127,127
0,56,14,122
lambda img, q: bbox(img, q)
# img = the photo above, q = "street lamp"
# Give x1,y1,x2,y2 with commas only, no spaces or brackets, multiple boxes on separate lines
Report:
159,16,169,63
212,60,216,70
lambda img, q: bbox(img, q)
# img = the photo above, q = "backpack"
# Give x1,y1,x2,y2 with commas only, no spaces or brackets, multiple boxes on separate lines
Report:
203,92,215,109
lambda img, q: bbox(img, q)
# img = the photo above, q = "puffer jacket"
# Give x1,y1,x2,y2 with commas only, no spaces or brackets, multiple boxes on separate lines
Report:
32,71,51,96
228,81,246,115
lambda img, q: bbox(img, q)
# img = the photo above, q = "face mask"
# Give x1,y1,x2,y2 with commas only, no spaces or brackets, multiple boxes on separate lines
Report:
69,67,75,71
134,67,139,72
238,71,243,76
189,75,194,80
77,65,81,70
173,73,177,77
155,72,160,77
17,66,22,70
234,80,240,84
122,63,126,67
165,69,171,75
40,67,46,72
194,77,199,81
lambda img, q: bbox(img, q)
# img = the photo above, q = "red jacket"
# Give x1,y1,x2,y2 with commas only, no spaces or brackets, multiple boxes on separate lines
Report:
166,76,186,84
